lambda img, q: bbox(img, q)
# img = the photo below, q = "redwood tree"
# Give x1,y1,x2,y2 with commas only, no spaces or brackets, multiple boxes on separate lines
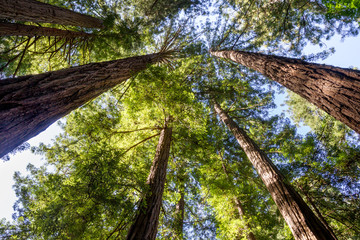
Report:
0,0,103,28
0,22,91,37
126,117,173,240
210,50,360,135
213,101,337,240
0,52,166,158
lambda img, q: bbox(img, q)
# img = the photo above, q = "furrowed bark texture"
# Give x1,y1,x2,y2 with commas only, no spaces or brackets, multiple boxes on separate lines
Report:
127,121,172,240
213,102,337,240
210,50,360,134
0,53,162,158
0,22,91,37
0,0,103,28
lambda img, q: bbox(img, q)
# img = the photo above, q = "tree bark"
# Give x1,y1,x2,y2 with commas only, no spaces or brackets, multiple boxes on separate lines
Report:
0,22,91,37
126,118,172,240
0,53,164,158
210,50,360,135
298,185,338,240
0,0,103,28
213,101,337,240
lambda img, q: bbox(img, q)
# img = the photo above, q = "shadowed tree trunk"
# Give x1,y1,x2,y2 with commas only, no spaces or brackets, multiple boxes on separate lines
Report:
0,52,166,158
0,0,103,28
210,50,360,134
233,197,257,240
213,101,337,240
298,185,338,239
0,22,91,37
127,118,173,240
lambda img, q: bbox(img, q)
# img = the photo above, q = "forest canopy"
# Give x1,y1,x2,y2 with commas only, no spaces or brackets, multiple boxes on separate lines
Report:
0,0,360,239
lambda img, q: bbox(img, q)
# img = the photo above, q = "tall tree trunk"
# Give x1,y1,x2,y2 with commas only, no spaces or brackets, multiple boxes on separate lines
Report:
0,22,91,37
210,50,360,134
0,0,103,28
126,118,173,240
213,101,337,240
298,185,338,240
0,53,165,158
220,157,257,240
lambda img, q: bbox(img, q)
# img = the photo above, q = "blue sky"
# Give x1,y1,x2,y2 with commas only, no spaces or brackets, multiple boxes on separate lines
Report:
1,34,360,222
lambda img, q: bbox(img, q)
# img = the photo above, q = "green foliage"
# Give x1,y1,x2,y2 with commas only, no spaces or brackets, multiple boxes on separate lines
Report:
2,0,360,239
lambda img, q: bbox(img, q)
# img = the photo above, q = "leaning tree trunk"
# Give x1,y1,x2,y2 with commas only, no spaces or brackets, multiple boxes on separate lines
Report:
210,50,360,135
126,118,172,240
0,22,91,37
0,52,165,158
213,101,337,240
0,0,103,28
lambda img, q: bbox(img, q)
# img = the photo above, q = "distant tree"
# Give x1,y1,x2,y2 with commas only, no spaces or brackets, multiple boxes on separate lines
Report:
213,100,338,240
126,117,173,240
0,0,103,28
219,154,257,240
211,50,360,135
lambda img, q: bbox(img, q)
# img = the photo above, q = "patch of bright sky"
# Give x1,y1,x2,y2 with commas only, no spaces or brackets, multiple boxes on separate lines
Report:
1,33,360,222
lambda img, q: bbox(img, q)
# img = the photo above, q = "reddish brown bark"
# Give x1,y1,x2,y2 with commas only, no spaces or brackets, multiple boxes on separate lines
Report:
126,118,172,240
0,0,103,28
0,53,164,158
213,101,337,240
0,22,91,37
210,50,360,135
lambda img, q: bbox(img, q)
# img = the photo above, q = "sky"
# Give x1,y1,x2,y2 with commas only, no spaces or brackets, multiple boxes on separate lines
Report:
1,34,360,222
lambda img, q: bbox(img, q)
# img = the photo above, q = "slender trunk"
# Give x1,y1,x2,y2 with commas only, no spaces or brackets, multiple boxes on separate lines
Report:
0,0,103,28
220,159,257,240
173,182,185,238
213,101,337,240
0,22,91,37
0,53,164,158
233,197,257,240
210,50,360,134
127,118,172,240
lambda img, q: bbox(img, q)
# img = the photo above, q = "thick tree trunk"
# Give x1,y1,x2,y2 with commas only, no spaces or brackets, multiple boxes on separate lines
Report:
0,22,91,37
126,118,172,240
210,50,360,134
213,101,337,240
0,53,164,158
0,0,103,28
